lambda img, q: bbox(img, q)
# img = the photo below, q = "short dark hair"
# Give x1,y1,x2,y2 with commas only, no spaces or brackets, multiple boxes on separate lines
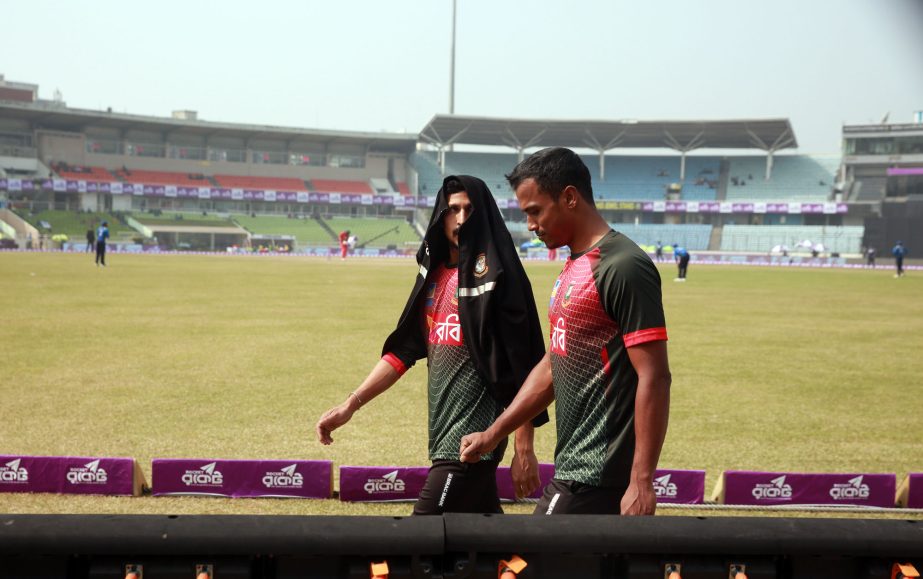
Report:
444,177,465,195
506,147,594,205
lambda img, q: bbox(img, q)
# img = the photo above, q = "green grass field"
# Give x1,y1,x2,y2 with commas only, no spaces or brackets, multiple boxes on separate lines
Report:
0,252,920,517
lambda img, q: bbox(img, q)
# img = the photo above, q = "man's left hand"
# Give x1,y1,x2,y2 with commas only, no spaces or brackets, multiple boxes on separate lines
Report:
510,449,540,499
620,479,657,516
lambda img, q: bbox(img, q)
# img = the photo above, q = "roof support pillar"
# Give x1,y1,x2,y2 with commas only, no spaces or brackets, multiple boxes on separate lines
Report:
662,129,705,181
583,129,625,183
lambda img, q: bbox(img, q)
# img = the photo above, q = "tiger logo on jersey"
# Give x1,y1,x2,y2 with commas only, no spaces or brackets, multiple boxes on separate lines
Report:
474,253,488,278
561,283,575,309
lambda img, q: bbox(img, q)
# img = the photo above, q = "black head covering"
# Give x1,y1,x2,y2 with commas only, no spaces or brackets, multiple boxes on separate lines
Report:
382,175,548,426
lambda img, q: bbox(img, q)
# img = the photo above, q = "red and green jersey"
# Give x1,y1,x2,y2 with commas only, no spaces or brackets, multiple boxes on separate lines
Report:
548,230,667,487
422,264,502,461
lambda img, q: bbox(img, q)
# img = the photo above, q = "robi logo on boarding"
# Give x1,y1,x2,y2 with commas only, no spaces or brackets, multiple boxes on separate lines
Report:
653,474,678,498
752,476,793,501
181,462,224,487
0,459,28,483
829,476,870,501
364,470,407,495
66,459,108,485
262,464,304,489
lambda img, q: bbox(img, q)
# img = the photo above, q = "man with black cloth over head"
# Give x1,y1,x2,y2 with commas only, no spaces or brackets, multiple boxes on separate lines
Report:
316,175,548,515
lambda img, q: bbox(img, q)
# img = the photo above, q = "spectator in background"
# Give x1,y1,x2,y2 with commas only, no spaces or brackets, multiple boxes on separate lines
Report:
339,229,350,260
655,241,664,262
95,221,109,267
865,247,876,268
85,228,95,253
673,244,690,281
892,241,906,278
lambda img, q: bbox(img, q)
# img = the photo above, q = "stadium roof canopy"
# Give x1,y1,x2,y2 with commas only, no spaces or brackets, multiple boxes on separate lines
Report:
0,101,418,154
420,114,798,179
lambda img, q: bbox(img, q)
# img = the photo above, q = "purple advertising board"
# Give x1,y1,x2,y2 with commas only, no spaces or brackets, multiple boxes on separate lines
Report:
495,463,556,501
338,464,704,504
652,469,707,504
339,466,430,502
151,458,332,498
887,167,923,176
717,471,896,507
0,455,143,496
898,473,923,508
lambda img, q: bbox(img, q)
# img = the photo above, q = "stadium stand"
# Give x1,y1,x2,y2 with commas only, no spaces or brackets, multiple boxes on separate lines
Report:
311,179,374,194
412,151,721,201
396,182,411,195
369,177,395,193
323,216,419,248
213,175,307,191
131,212,233,227
411,151,517,197
720,225,864,254
589,156,720,201
113,168,212,187
233,214,333,245
612,223,713,251
15,209,134,238
725,155,839,201
52,164,115,182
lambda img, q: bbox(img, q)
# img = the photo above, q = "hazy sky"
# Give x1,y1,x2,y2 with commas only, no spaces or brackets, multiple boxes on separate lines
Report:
2,0,922,153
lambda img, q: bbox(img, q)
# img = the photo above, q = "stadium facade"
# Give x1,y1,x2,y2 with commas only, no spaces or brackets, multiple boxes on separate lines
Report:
1,75,920,257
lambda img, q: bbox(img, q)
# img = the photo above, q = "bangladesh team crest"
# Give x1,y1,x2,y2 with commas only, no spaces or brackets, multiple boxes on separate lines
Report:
474,253,488,278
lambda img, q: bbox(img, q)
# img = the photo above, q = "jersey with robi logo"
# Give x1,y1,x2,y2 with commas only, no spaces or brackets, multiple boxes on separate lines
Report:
424,263,502,462
548,230,667,487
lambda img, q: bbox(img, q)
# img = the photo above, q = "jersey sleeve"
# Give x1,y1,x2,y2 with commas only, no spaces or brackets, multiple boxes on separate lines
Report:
596,250,667,347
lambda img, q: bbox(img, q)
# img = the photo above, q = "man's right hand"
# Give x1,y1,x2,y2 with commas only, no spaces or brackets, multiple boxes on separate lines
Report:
316,400,357,445
459,431,499,463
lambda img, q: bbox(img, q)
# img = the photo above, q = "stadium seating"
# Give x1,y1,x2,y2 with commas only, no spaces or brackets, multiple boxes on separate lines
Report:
213,175,307,191
396,182,411,195
411,151,721,201
311,179,374,194
233,214,334,244
591,156,721,201
725,156,839,201
53,165,115,182
720,225,864,254
411,151,517,197
113,169,212,187
323,216,420,248
15,210,134,238
131,212,234,229
611,223,713,251
369,178,395,194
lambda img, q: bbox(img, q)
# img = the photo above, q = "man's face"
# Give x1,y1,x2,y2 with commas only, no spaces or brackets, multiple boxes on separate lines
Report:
443,191,474,249
515,178,570,249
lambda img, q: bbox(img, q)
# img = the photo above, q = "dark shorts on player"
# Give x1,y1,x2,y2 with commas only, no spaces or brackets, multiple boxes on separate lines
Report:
533,478,627,515
412,459,503,516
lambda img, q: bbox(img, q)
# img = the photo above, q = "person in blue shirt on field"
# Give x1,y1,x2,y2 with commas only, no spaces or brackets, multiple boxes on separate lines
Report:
95,220,109,267
891,241,906,278
673,244,690,281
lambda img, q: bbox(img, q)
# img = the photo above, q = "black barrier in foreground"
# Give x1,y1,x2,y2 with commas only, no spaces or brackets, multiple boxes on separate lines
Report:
0,514,921,578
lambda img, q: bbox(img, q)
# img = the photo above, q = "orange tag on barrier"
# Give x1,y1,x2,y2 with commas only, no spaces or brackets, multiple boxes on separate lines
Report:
371,561,390,578
893,563,920,579
498,554,528,578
